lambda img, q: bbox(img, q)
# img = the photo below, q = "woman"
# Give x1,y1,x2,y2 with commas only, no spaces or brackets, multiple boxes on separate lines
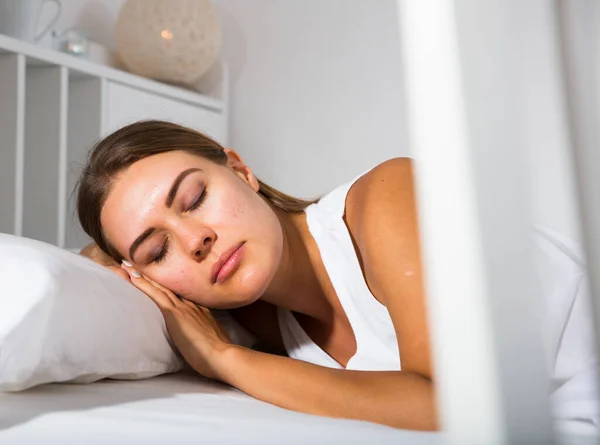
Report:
77,120,436,430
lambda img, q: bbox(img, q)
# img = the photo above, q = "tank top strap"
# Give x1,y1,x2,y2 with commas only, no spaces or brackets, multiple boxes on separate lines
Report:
312,170,368,220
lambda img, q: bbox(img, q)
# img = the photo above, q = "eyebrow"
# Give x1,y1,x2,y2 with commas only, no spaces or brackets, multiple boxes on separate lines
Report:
128,167,202,262
165,168,202,208
129,227,155,262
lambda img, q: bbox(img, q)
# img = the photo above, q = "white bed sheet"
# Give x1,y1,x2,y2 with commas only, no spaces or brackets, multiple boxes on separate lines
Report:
0,372,440,445
1,372,597,445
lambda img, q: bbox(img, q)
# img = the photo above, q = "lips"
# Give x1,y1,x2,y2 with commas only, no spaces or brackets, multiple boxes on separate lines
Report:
211,242,245,284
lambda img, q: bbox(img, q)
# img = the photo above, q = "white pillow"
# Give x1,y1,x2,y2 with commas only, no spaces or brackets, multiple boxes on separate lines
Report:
0,233,183,391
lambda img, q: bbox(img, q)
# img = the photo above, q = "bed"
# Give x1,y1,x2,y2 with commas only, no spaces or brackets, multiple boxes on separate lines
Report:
1,372,598,445
0,372,441,445
0,1,598,444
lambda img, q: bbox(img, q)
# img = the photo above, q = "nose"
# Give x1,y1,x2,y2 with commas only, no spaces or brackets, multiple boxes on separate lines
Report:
177,223,216,261
192,231,215,260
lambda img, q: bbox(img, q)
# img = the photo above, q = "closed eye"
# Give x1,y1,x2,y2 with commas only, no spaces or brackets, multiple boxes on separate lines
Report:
152,238,170,265
187,188,208,212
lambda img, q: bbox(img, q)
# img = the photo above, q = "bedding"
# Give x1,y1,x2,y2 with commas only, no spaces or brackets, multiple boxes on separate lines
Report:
0,233,182,391
533,226,600,428
0,372,440,444
0,372,597,444
0,232,265,392
1,229,598,442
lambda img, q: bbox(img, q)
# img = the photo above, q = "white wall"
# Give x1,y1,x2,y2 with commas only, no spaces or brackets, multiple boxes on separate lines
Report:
213,0,407,197
520,0,581,240
44,0,579,238
47,0,407,198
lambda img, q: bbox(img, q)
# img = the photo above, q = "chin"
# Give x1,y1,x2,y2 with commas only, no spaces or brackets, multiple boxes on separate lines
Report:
221,263,273,308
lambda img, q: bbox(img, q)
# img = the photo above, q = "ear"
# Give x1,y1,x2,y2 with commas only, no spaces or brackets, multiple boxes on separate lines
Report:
224,148,260,192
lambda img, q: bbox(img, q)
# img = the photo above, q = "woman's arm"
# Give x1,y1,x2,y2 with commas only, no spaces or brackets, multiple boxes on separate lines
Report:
212,157,437,430
120,157,437,430
345,158,433,379
214,345,436,430
122,267,436,429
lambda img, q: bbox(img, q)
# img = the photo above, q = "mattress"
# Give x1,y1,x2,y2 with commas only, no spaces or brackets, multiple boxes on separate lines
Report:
0,372,440,445
1,372,598,444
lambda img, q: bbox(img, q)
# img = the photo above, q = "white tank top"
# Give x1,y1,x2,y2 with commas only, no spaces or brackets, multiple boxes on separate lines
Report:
277,173,401,371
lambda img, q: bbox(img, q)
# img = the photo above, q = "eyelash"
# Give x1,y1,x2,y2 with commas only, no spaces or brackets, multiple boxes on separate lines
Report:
152,188,208,265
153,237,169,265
187,187,207,212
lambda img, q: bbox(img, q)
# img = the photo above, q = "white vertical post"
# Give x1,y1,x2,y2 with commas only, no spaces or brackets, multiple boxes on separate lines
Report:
23,64,68,246
14,55,25,238
100,77,109,136
221,63,230,147
555,0,600,365
0,53,25,236
57,66,69,248
65,74,104,250
396,1,555,443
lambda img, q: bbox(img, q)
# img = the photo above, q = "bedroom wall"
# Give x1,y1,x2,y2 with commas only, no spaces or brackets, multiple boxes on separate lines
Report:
47,0,408,199
211,0,408,198
519,0,581,241
44,0,579,239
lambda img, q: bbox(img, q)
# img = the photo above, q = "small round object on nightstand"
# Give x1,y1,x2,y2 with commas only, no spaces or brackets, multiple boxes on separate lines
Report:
115,0,221,85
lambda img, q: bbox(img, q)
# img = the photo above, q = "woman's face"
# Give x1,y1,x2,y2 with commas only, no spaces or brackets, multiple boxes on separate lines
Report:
100,150,284,309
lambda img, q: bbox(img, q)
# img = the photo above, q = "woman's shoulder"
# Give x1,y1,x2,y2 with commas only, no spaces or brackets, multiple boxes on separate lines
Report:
357,157,413,191
343,157,418,300
345,157,415,229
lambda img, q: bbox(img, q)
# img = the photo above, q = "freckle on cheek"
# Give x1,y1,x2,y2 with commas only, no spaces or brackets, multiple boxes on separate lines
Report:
234,202,245,218
167,271,187,293
225,202,244,221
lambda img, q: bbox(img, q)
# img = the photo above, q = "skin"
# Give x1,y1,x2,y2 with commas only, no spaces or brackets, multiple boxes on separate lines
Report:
88,151,437,430
101,150,284,309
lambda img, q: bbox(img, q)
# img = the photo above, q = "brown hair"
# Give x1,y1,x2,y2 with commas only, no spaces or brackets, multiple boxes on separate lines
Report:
75,120,317,260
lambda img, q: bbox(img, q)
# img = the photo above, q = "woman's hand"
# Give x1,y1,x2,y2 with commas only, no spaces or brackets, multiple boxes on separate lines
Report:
80,242,129,281
121,262,232,380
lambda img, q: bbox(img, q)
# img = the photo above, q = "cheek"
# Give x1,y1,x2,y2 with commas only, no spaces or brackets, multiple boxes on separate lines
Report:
214,195,247,224
150,262,205,299
209,180,262,226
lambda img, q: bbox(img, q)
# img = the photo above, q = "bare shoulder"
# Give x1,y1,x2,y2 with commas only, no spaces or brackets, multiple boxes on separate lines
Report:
345,157,416,246
344,158,419,304
345,161,431,377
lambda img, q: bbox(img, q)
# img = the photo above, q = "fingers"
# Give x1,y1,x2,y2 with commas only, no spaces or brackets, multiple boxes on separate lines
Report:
181,298,199,310
119,262,211,322
142,275,186,309
107,265,130,281
145,276,176,296
180,298,213,317
180,298,208,321
120,262,177,311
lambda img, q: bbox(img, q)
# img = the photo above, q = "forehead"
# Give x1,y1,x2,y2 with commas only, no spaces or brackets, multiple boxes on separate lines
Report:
106,151,217,206
99,151,216,254
120,151,214,179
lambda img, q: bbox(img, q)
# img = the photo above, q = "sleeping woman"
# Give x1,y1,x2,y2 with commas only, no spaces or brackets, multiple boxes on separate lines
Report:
76,119,599,431
77,119,435,430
